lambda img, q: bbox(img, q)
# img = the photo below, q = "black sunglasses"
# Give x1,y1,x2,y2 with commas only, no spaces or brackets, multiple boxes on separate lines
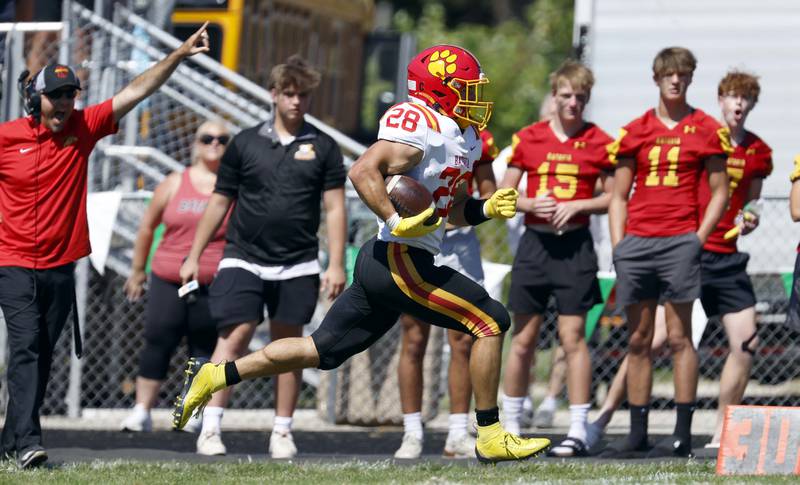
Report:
45,89,78,100
198,134,230,145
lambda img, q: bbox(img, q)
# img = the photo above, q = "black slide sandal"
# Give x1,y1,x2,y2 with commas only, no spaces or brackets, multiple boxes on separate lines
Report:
547,437,589,457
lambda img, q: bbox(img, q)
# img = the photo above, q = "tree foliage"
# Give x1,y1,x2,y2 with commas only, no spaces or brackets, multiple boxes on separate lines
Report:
393,0,574,147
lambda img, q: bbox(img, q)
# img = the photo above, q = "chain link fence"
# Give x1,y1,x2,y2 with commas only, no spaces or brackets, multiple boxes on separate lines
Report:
1,2,799,432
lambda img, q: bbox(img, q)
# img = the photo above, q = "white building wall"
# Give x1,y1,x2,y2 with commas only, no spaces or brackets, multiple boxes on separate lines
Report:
583,0,800,272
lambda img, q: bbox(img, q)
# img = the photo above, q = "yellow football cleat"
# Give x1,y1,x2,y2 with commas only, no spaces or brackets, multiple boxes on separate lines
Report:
172,357,227,430
475,422,551,463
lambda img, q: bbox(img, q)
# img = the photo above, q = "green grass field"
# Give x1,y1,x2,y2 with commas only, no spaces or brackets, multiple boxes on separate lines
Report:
0,460,794,484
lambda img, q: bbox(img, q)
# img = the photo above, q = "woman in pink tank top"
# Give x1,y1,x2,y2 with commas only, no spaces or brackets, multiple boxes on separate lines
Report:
120,120,231,433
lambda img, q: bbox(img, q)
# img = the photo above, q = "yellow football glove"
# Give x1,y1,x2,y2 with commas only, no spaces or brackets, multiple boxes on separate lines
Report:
388,207,442,238
484,188,519,219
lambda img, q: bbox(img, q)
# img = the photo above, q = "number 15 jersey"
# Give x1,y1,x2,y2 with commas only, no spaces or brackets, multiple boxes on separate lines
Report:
376,99,482,255
508,120,614,226
608,108,732,237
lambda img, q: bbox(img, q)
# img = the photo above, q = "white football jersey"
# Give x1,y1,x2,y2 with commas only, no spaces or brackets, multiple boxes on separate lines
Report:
376,98,483,254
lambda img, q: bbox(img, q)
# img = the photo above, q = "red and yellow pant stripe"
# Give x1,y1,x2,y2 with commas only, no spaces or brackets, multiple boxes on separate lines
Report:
386,242,501,337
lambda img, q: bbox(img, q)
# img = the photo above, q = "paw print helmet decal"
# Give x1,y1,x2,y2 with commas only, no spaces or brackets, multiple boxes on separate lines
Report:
407,44,493,130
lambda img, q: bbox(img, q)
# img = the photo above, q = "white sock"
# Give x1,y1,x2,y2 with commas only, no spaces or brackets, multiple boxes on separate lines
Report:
567,403,591,443
537,395,558,413
273,415,293,435
132,403,150,419
447,413,469,441
502,395,525,435
201,406,224,434
402,412,423,440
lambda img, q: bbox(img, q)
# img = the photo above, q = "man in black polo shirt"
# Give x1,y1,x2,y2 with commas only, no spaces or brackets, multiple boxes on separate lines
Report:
180,55,346,458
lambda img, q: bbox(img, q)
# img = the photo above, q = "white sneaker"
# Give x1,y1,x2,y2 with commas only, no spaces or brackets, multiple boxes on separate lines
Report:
269,430,298,459
196,429,227,455
443,434,476,458
534,407,555,428
519,407,535,429
182,412,203,433
120,410,152,432
394,434,423,459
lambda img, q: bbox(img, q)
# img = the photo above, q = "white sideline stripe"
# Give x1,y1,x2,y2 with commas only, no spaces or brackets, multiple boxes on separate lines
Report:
26,408,721,434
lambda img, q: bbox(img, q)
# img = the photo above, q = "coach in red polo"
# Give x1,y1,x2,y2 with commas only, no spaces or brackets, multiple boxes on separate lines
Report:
0,23,211,469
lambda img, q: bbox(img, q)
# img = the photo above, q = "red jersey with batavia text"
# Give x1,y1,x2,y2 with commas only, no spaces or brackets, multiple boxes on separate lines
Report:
608,108,732,237
0,99,118,268
509,120,614,226
698,131,772,253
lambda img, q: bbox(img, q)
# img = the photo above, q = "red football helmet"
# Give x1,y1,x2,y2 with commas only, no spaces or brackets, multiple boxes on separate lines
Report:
407,45,492,130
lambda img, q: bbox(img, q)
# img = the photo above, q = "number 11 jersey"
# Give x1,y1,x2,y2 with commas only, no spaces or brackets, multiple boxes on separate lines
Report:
375,99,482,255
608,108,732,237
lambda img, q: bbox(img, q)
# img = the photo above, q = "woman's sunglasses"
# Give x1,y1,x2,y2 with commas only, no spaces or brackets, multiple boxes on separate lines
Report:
198,134,230,145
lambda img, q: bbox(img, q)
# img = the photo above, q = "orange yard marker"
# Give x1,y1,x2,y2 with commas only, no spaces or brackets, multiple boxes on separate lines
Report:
717,405,800,475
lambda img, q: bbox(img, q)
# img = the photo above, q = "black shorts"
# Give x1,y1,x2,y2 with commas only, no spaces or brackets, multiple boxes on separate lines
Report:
311,238,510,370
139,274,218,380
699,250,756,317
508,227,601,315
208,268,320,328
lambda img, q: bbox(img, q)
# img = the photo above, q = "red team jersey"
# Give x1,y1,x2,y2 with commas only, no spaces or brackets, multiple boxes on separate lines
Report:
509,120,614,226
608,109,732,237
466,129,499,197
478,129,499,166
698,132,772,253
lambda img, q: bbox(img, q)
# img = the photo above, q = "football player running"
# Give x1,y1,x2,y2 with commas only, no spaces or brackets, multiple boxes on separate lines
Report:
173,45,551,462
393,128,500,460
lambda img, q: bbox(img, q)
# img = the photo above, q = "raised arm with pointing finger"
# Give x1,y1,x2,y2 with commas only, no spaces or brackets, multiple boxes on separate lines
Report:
112,22,210,123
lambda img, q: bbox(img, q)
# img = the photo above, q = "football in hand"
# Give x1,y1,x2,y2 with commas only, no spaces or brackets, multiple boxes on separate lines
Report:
385,174,436,221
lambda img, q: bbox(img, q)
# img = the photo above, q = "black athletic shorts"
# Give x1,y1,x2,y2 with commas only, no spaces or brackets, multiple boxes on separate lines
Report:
208,268,320,328
508,227,601,316
311,237,510,370
699,250,755,317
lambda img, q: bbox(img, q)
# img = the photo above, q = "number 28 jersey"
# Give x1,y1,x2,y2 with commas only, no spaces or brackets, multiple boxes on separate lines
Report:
376,99,482,255
608,108,732,237
508,121,614,226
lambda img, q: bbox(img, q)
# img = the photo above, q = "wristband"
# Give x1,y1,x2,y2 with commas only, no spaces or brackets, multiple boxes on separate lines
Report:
464,198,491,226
